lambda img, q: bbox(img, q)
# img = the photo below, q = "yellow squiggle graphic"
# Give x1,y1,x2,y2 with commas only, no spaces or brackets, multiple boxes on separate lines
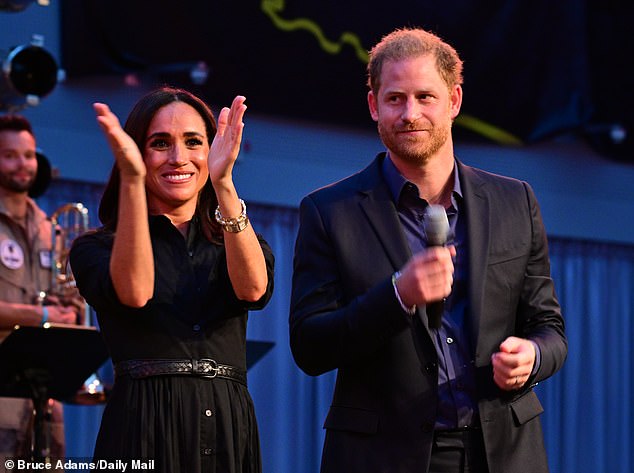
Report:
455,115,523,145
261,0,369,63
260,0,522,145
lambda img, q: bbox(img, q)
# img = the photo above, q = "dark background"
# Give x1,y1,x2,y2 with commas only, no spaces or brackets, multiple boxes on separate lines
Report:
60,0,634,162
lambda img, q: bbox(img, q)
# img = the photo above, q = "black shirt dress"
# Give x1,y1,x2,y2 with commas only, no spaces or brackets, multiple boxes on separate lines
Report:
70,215,275,473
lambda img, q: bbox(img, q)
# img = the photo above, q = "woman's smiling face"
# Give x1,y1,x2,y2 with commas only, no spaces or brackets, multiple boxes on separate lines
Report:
143,101,210,215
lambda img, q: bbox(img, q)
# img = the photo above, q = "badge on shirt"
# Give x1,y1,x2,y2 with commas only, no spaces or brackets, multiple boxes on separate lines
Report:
0,239,24,270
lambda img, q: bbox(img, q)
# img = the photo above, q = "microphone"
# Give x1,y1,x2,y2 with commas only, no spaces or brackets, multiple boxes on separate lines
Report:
423,205,450,329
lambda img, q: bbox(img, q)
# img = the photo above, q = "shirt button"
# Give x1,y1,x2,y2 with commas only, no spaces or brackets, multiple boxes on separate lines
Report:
204,409,213,417
193,324,201,332
202,448,215,455
446,337,454,344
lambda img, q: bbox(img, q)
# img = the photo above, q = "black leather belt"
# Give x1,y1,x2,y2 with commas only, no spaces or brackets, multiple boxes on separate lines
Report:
115,358,247,386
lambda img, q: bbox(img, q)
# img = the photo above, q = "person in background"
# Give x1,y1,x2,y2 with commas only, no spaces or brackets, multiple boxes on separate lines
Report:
0,114,82,467
290,28,567,473
70,87,274,473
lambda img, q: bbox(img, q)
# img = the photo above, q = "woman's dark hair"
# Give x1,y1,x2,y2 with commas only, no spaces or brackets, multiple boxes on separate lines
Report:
98,86,222,242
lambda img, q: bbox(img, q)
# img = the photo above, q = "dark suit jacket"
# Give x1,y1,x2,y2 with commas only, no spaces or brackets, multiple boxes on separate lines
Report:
290,153,567,473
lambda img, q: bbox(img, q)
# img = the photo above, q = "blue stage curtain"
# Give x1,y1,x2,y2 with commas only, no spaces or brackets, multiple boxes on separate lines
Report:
37,181,634,473
537,238,634,473
246,204,335,473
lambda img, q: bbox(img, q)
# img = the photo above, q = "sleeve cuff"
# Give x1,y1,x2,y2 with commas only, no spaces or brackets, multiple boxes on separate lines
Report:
530,340,542,375
391,271,416,316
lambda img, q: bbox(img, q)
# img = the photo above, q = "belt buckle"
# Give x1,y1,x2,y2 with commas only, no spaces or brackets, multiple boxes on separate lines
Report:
194,358,218,378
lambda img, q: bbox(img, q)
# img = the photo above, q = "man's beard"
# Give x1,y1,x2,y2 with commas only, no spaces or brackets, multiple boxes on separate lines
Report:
378,119,451,166
0,172,35,193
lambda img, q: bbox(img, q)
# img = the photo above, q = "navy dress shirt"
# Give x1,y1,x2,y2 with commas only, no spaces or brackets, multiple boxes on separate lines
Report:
382,155,478,430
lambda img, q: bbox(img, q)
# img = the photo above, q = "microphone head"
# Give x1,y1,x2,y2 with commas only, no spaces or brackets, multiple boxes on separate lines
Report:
423,204,450,246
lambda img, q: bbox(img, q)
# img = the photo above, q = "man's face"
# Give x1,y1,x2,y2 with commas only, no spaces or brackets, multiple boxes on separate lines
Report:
0,130,38,194
367,54,462,166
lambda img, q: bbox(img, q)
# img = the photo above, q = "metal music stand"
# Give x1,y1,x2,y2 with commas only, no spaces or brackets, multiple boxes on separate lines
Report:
0,324,109,462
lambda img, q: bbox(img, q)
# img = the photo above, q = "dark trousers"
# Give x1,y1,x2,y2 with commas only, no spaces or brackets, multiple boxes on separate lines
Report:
429,428,489,473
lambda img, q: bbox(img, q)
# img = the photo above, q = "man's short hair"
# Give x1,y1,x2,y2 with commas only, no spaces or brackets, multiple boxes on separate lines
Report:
0,114,35,136
367,27,464,95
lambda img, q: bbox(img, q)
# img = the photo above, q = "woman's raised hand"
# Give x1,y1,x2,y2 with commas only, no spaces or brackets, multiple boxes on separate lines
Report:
94,103,146,178
208,95,247,186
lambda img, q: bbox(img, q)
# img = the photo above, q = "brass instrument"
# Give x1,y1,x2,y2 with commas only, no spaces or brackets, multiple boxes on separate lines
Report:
50,202,88,300
50,202,107,404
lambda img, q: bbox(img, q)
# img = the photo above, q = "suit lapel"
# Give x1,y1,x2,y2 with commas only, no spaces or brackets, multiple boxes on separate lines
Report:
356,156,440,340
355,158,496,353
458,162,490,351
356,155,412,272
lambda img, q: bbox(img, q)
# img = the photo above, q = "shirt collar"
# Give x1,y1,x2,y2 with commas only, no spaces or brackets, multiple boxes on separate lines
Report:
381,152,463,208
148,213,200,247
0,195,47,224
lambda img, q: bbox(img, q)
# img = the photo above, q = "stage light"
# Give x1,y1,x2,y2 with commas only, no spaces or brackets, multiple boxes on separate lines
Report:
0,34,59,111
0,0,49,13
609,124,627,145
585,122,632,162
190,61,209,85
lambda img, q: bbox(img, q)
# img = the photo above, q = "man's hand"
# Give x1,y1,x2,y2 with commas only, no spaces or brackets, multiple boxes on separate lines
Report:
395,246,456,308
45,304,78,325
491,336,536,390
45,290,86,324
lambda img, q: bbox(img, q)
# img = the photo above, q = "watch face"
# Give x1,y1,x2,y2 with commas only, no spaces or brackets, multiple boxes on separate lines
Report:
222,217,249,233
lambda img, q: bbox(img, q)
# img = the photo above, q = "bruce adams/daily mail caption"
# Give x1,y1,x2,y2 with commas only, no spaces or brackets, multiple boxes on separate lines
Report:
9,459,155,471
